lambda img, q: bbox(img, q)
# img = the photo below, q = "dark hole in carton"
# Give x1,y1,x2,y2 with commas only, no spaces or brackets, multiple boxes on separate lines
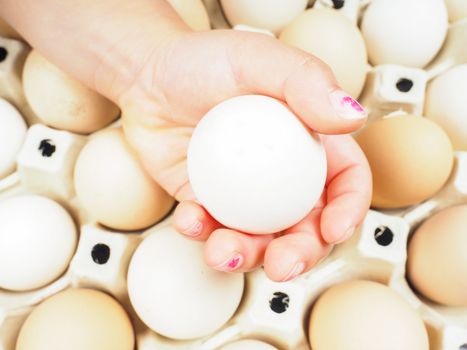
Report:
0,47,7,62
269,292,290,314
396,78,414,93
374,226,394,246
459,345,467,350
38,139,56,157
91,243,111,264
332,0,345,9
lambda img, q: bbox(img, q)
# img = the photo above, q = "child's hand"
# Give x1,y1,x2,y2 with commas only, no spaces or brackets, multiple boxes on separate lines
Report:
119,29,372,281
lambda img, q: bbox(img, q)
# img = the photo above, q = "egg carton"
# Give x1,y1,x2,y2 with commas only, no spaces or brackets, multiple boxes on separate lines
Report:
1,121,467,350
2,3,467,350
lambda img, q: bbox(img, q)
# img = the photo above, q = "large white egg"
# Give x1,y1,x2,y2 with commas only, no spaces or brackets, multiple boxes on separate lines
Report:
220,340,278,350
127,226,244,339
280,8,368,98
187,95,326,234
0,98,27,178
444,0,467,22
220,0,308,34
74,128,174,231
0,195,77,291
361,0,448,68
425,64,467,150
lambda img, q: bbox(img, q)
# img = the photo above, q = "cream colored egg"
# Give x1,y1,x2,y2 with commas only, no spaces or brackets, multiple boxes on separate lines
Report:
127,226,244,340
16,289,134,350
0,98,27,179
167,0,210,31
354,115,453,209
0,195,77,291
74,128,174,231
425,64,467,150
280,8,368,98
361,0,448,68
220,340,278,350
221,0,308,34
408,205,467,306
22,50,120,134
309,280,429,350
444,0,467,22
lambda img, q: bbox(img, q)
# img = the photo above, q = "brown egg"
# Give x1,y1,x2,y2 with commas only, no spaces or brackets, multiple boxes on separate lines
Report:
74,128,174,231
309,280,429,350
279,8,368,98
22,50,120,134
167,0,210,31
408,205,467,306
16,289,134,350
354,115,453,209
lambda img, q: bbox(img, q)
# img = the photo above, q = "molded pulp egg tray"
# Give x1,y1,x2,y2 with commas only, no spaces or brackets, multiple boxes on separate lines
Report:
1,0,467,349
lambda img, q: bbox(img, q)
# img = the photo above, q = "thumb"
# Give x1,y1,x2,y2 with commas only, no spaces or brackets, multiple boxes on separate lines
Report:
228,31,367,134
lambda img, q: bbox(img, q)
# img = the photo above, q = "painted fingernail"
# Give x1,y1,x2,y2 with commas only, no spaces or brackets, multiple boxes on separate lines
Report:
282,262,305,282
335,226,355,244
182,221,203,237
329,90,367,120
214,252,244,271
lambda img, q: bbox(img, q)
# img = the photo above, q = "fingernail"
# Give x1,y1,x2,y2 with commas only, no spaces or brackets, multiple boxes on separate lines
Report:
282,262,305,282
335,226,355,244
329,90,367,120
182,220,203,237
214,252,243,271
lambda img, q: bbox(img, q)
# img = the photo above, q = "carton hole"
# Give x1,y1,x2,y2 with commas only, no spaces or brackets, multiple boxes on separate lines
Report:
396,78,414,93
374,226,394,246
0,47,7,62
459,344,467,350
331,0,345,9
91,243,111,264
38,139,56,157
269,292,290,314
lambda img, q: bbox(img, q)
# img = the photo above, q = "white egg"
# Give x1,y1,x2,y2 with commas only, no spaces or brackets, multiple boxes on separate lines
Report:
220,340,279,350
187,95,326,234
444,0,467,22
425,64,467,150
220,0,308,34
0,98,27,178
0,195,77,291
361,0,448,68
127,226,244,340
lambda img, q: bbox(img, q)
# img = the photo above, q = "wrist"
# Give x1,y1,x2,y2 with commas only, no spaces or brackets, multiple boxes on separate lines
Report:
91,16,188,103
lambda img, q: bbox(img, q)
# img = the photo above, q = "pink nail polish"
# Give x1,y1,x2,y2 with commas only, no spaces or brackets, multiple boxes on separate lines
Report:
184,221,203,236
282,262,305,282
215,253,243,271
329,90,367,120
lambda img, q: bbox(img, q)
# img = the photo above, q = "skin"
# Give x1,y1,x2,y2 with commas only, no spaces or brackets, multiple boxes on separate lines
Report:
0,0,371,281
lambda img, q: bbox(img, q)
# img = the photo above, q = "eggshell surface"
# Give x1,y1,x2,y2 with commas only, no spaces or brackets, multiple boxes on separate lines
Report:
280,8,368,98
408,205,467,306
127,226,244,339
16,288,135,350
220,0,308,34
0,98,27,178
425,64,467,150
187,95,327,234
22,50,120,134
361,0,448,67
220,340,278,350
309,280,429,350
354,115,453,209
167,0,210,31
0,195,77,291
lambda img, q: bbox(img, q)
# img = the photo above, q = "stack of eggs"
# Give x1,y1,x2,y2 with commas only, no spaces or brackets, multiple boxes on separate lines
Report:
0,0,467,350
